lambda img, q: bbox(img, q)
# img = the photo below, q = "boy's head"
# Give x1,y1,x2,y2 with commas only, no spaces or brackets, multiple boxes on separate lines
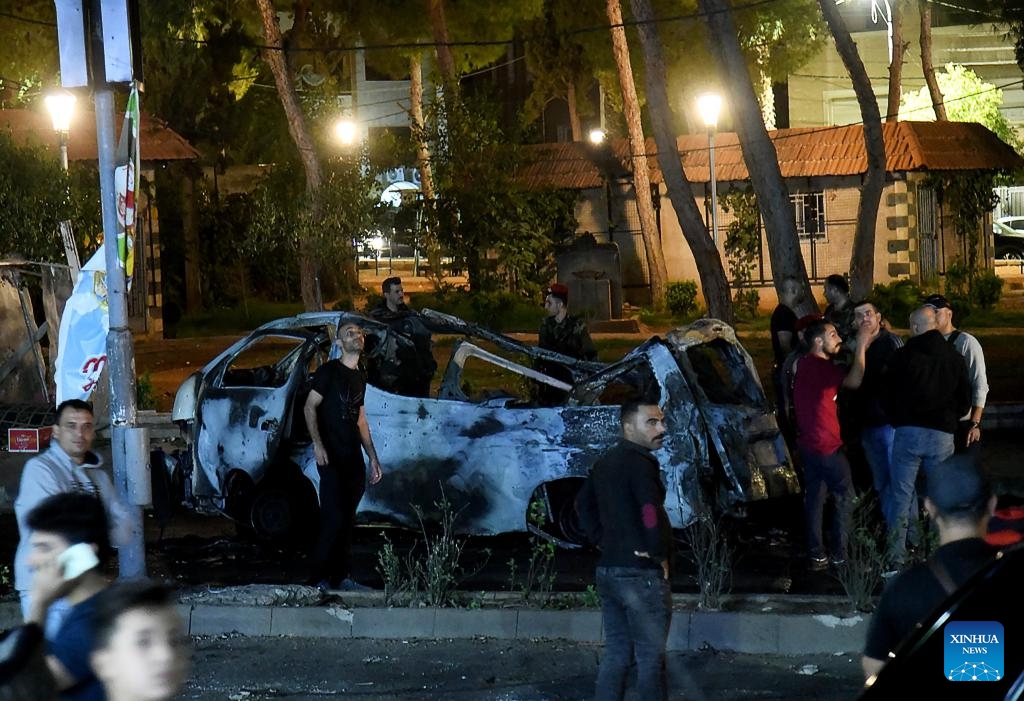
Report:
90,581,190,701
25,492,110,575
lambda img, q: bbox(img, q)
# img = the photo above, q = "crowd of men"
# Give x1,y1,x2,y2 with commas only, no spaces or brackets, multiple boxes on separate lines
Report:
772,278,987,573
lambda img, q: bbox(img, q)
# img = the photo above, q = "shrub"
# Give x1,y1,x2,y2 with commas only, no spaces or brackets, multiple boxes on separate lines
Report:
136,373,157,410
870,279,923,327
971,271,1003,310
733,289,760,320
666,281,699,318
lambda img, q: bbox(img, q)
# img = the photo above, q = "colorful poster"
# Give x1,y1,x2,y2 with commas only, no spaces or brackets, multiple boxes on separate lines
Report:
114,83,140,286
54,245,109,404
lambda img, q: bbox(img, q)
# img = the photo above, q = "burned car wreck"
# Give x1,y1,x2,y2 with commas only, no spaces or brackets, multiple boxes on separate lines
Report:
166,310,798,545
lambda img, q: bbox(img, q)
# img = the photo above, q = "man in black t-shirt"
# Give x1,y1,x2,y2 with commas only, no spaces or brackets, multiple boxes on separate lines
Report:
862,455,998,681
303,322,383,591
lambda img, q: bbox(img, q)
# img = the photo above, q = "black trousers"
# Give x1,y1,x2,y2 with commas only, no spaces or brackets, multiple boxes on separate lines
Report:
309,457,366,584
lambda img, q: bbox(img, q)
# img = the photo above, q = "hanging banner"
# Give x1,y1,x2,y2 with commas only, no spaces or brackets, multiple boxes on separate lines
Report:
54,245,109,404
114,82,140,287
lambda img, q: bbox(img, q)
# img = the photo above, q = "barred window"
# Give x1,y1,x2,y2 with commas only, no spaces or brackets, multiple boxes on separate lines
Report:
791,192,826,240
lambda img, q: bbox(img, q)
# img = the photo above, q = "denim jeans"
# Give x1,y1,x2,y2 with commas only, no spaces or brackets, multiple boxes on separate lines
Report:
860,424,895,526
797,448,853,560
888,426,954,564
595,566,672,701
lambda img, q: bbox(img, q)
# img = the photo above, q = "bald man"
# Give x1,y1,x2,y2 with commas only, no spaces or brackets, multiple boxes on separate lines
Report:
880,306,971,570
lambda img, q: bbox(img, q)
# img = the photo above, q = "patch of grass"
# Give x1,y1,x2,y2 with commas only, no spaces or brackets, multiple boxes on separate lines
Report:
174,301,304,337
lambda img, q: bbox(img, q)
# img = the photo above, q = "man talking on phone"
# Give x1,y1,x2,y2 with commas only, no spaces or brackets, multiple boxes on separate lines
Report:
14,399,132,637
23,491,112,701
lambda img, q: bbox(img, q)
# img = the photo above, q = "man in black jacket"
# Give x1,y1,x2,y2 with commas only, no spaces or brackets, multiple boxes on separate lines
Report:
576,401,672,701
882,306,971,568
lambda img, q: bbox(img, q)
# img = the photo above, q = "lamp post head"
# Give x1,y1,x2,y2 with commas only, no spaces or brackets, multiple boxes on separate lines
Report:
588,128,606,145
45,90,77,134
696,93,722,131
335,118,358,146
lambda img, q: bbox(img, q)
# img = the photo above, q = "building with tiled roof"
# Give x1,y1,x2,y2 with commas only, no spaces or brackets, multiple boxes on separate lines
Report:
1,108,201,337
516,121,1023,305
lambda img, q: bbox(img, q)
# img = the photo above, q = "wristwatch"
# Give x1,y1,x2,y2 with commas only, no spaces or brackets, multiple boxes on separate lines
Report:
970,421,981,430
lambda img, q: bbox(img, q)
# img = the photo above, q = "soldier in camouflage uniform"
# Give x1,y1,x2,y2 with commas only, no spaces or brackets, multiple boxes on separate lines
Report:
367,277,437,398
535,283,596,405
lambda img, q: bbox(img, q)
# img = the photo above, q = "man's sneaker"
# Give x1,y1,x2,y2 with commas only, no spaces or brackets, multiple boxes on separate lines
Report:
809,556,829,571
337,578,373,592
829,558,847,568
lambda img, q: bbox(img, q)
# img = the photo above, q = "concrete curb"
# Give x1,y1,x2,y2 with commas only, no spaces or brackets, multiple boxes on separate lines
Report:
0,597,870,655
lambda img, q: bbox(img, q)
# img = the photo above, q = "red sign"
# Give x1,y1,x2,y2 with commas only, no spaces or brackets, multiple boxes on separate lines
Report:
7,427,53,453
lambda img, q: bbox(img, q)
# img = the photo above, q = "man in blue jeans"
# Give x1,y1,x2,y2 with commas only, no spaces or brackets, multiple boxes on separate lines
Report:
882,306,971,569
576,400,672,701
847,301,903,525
792,319,872,570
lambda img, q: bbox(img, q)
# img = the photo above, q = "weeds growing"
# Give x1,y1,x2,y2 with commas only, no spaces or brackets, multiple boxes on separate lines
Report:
684,512,733,611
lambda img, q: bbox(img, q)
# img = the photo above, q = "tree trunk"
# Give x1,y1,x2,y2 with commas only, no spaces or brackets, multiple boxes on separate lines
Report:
567,80,582,142
256,0,323,311
630,0,732,321
428,0,457,90
410,52,443,286
886,0,906,121
698,0,814,315
606,0,669,308
410,53,436,202
818,0,886,300
920,0,947,120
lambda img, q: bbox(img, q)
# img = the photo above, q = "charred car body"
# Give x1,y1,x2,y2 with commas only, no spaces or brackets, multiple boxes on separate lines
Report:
167,310,798,545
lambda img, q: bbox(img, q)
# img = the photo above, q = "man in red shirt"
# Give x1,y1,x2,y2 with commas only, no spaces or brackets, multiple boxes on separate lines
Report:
792,319,873,570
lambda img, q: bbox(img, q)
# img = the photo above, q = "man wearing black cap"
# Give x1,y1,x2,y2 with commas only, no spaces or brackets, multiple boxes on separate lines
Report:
923,293,988,452
861,455,998,681
535,283,596,405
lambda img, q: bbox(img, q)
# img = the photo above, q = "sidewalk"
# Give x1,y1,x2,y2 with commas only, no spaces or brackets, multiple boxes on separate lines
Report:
0,587,869,656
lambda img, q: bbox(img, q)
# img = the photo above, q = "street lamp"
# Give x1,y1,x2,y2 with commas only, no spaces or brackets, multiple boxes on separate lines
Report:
588,128,606,145
697,93,722,246
335,117,358,146
45,90,77,171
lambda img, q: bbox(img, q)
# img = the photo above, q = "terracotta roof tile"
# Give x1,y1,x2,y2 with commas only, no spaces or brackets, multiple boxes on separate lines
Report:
519,122,1023,189
0,108,200,162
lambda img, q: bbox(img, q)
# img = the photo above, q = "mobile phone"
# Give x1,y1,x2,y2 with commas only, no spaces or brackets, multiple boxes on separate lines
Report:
58,543,100,580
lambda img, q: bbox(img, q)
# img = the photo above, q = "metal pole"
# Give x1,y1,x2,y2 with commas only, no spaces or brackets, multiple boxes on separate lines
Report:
708,128,719,247
94,87,145,578
58,132,69,172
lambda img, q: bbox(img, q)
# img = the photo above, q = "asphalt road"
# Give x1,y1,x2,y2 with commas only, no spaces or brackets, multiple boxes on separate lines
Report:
181,636,865,700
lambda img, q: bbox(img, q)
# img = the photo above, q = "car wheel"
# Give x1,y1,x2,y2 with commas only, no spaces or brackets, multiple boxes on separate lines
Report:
528,479,589,548
996,246,1024,261
249,475,319,547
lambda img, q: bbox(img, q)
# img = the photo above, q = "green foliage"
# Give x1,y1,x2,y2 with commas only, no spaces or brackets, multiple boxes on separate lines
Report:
425,94,578,295
733,289,761,320
721,189,762,320
136,373,157,411
506,500,558,603
410,492,489,608
0,133,101,260
665,281,699,318
683,513,732,611
835,493,886,612
409,289,544,332
900,64,1023,153
869,279,924,327
375,532,419,607
972,271,1004,311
